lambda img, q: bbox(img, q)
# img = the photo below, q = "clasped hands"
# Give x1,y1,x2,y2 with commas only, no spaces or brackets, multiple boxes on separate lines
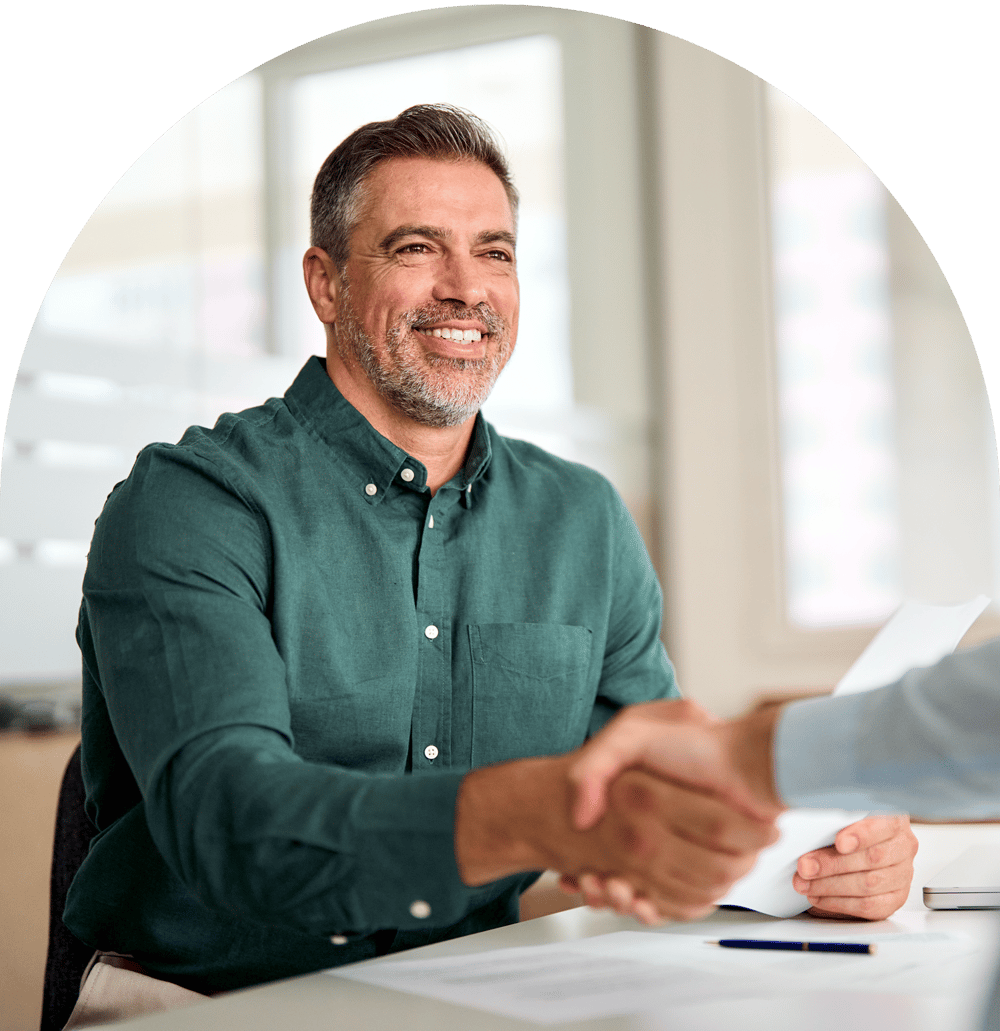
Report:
455,699,917,925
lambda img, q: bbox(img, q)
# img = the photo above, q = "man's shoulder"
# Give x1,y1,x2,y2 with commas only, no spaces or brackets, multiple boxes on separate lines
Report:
487,426,619,501
119,395,296,500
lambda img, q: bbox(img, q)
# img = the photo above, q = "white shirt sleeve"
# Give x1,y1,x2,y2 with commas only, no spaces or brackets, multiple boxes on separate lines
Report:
775,639,1000,818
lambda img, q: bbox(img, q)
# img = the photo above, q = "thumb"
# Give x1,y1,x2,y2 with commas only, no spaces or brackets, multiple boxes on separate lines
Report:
568,731,644,830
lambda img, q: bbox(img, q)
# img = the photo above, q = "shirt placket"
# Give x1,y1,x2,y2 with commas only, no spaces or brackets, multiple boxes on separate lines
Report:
411,487,453,770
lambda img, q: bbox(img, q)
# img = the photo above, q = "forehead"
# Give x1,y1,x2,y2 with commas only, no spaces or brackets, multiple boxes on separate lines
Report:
353,156,516,237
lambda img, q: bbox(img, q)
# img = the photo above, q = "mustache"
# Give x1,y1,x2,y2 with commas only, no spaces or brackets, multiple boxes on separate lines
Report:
404,302,508,336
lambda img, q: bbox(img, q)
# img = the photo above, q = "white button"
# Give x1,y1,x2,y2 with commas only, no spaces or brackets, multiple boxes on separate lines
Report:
409,900,432,919
424,744,439,760
364,483,377,496
466,484,472,493
330,934,348,945
428,515,434,529
401,468,415,482
424,624,439,640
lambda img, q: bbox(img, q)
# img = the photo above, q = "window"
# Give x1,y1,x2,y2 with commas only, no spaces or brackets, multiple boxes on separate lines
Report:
768,86,900,627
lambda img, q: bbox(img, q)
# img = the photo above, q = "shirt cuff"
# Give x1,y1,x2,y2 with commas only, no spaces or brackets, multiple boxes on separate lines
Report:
774,693,884,810
342,770,508,933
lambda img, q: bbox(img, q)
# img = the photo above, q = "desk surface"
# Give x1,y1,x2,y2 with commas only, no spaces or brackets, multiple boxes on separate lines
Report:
115,823,1000,1031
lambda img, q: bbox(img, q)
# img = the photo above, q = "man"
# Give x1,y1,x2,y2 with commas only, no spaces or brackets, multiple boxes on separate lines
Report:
64,104,909,1016
566,638,1000,1028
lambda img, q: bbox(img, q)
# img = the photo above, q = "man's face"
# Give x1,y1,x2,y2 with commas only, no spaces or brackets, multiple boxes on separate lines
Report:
332,156,519,428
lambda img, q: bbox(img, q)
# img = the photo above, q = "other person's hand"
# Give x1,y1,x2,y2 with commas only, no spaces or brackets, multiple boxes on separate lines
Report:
794,814,918,920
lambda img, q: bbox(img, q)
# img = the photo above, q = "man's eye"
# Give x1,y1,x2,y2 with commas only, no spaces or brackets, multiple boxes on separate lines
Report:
486,249,513,262
397,243,430,255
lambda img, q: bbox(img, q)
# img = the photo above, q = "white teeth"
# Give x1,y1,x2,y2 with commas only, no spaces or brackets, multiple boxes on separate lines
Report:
417,327,483,341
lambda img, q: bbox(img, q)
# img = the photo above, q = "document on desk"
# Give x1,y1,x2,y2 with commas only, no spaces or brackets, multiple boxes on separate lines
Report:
720,595,990,917
331,927,976,1024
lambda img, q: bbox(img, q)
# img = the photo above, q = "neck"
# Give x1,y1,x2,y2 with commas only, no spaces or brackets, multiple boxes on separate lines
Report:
324,345,475,495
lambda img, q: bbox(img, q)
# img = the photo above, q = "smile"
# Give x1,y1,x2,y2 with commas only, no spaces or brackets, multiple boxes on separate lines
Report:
415,327,483,342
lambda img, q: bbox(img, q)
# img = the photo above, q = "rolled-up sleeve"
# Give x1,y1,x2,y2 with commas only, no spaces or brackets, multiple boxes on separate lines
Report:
588,487,680,734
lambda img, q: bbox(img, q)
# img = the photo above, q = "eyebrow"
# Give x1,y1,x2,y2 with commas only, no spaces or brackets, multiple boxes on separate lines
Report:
475,229,517,251
379,225,447,251
378,225,517,252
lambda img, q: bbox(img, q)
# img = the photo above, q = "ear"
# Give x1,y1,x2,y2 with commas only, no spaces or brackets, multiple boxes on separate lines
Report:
303,247,343,324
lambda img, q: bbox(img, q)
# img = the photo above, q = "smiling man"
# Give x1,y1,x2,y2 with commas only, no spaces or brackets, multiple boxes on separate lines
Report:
64,105,911,1024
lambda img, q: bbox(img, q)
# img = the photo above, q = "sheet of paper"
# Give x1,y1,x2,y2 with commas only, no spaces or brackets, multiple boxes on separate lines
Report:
720,596,990,917
834,596,990,696
330,928,975,1025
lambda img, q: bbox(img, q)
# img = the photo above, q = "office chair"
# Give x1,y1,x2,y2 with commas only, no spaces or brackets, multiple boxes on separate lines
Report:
40,744,97,1031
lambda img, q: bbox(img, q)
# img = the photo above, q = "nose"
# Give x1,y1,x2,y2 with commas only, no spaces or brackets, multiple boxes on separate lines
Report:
431,252,488,307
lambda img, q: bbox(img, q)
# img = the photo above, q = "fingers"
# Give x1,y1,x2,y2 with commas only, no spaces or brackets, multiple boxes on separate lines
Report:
804,888,910,921
611,772,780,857
795,816,917,880
588,770,776,922
576,874,666,926
794,815,918,920
567,699,722,831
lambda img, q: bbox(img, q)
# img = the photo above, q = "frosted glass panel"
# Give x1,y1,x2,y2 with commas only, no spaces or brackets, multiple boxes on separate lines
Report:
35,74,265,358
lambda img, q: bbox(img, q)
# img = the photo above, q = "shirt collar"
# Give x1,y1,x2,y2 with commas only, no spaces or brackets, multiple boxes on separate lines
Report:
284,357,493,505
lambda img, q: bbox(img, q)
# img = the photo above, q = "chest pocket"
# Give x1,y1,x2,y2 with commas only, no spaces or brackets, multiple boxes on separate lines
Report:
468,623,594,766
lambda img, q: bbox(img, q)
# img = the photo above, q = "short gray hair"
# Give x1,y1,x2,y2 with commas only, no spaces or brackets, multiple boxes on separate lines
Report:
310,103,518,271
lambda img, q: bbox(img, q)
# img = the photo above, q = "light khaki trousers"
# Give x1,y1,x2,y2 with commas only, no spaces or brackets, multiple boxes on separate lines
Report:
62,953,210,1029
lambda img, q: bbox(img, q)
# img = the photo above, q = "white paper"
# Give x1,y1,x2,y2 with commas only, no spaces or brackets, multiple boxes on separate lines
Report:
833,596,990,696
720,596,990,917
331,928,975,1024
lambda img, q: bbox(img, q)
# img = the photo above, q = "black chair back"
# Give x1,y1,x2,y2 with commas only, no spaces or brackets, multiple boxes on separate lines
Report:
40,744,97,1031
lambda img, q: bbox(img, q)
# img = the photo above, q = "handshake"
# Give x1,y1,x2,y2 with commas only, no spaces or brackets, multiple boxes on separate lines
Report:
455,699,917,925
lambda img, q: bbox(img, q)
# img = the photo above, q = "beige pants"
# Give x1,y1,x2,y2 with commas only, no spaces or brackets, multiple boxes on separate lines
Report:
62,953,210,1029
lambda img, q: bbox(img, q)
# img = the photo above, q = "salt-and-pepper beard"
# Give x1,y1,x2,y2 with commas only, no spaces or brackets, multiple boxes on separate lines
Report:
335,284,514,428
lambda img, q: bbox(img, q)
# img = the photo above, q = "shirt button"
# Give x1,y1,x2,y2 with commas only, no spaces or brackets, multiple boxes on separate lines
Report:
364,483,377,496
330,935,348,945
424,744,439,760
400,468,415,482
424,624,439,640
428,515,434,529
410,900,432,919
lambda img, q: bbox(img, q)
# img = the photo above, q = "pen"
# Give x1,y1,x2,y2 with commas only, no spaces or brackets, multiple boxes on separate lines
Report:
707,939,877,955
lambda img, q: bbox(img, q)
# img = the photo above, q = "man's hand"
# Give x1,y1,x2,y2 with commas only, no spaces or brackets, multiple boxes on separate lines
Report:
568,698,784,830
454,752,779,924
794,815,918,920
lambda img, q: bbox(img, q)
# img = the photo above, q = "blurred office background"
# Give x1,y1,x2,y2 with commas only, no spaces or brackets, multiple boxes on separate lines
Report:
2,6,998,720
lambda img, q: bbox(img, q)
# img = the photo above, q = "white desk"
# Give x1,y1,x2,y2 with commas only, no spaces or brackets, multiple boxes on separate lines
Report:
113,823,1000,1030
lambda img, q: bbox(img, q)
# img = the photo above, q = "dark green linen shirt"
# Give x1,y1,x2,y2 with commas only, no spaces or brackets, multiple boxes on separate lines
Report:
66,356,678,992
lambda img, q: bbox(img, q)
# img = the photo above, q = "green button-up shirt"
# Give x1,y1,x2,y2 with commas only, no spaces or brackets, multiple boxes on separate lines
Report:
66,356,678,992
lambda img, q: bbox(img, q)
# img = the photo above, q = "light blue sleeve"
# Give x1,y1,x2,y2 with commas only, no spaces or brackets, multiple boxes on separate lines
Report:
775,639,1000,818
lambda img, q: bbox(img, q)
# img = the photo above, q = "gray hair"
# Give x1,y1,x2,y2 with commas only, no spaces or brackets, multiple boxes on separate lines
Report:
310,103,518,271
